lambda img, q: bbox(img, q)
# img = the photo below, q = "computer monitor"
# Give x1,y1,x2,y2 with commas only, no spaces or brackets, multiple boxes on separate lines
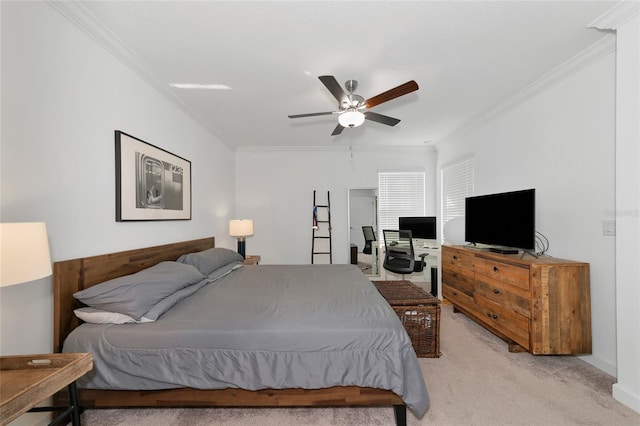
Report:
398,216,437,240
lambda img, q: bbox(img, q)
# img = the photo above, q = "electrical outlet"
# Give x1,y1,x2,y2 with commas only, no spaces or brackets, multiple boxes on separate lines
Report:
603,220,616,236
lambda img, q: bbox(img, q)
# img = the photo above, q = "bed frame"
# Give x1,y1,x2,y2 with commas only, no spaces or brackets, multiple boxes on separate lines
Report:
53,237,407,425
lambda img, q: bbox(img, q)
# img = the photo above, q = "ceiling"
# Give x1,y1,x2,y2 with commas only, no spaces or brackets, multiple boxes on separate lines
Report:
61,1,617,149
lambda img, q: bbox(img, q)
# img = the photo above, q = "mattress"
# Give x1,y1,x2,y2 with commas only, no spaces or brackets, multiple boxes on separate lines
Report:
63,264,429,416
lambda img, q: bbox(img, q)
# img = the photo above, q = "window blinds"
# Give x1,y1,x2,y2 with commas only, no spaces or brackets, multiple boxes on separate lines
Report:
378,171,426,243
440,158,475,236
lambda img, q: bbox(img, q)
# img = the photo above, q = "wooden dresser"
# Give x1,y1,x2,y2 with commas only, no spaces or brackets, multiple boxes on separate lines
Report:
441,245,591,354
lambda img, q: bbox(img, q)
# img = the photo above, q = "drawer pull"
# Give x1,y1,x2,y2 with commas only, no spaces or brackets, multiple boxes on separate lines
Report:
493,266,499,272
452,291,458,296
493,288,500,294
453,255,458,260
487,313,498,320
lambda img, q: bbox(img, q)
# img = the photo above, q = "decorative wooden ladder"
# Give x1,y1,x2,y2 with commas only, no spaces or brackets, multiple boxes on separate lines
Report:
311,190,332,264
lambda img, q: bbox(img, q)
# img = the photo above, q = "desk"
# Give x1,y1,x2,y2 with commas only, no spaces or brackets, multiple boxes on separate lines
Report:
0,353,92,426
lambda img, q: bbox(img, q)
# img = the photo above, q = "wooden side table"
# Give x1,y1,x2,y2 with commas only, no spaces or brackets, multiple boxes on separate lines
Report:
0,352,93,425
244,255,261,265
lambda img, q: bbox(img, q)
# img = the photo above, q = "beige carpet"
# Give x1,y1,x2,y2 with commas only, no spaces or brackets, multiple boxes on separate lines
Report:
76,305,640,425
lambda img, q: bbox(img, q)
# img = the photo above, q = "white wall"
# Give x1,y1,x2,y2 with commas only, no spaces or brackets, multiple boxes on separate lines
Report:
235,146,437,265
0,1,236,361
436,50,617,375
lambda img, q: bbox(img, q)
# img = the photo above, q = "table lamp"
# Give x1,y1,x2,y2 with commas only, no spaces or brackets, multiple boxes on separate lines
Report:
229,219,253,258
1,222,52,287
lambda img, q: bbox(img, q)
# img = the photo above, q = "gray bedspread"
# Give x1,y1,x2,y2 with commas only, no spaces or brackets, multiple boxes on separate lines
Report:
63,264,429,416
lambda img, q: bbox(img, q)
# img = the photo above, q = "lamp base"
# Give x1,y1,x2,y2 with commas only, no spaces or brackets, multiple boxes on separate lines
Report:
237,239,246,258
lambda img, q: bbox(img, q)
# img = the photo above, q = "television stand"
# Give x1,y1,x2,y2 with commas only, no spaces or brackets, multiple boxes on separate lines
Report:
442,245,591,355
489,247,519,255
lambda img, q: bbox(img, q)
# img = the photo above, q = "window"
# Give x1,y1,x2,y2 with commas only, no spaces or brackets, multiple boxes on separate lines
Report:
440,158,474,243
378,171,425,243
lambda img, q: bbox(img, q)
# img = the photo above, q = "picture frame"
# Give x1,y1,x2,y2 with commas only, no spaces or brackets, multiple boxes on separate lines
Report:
115,131,191,221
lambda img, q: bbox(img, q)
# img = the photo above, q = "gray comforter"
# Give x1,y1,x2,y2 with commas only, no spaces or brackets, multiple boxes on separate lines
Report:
63,264,429,416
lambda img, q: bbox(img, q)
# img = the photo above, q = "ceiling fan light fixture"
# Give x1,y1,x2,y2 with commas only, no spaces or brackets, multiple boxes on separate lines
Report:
338,109,365,128
288,76,417,135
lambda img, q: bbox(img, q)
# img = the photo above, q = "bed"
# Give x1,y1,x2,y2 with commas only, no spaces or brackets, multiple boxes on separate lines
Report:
54,237,429,425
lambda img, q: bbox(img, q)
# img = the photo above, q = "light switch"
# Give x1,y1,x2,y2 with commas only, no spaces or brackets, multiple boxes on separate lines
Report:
603,220,616,236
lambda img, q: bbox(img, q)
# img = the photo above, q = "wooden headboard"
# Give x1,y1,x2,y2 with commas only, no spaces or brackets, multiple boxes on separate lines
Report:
53,237,215,353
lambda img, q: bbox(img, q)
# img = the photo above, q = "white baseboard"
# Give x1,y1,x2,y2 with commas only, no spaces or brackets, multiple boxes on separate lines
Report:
613,384,640,415
578,354,617,377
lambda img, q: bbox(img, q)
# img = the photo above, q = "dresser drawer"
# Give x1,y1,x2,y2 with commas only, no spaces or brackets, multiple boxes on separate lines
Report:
475,275,531,319
442,267,474,295
475,294,530,349
442,246,474,272
475,257,530,291
442,283,476,312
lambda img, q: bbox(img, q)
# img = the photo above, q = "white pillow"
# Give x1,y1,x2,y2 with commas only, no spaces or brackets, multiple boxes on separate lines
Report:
74,307,152,324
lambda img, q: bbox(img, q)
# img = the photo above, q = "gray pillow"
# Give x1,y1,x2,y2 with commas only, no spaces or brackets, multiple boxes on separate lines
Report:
177,247,244,276
141,260,242,321
141,277,209,321
73,261,205,321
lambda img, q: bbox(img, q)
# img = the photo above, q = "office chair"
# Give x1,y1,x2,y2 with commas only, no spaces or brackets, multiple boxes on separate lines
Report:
362,226,376,255
382,229,428,277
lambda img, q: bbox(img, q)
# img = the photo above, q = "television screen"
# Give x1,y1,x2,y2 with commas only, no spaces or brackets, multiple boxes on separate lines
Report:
465,189,535,251
398,216,437,240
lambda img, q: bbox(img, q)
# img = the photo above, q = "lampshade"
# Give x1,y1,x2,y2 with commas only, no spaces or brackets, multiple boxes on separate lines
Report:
0,222,52,287
229,219,254,237
338,109,365,128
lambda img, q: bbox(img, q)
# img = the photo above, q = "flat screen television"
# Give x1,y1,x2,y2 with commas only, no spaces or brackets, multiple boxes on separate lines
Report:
398,216,437,240
465,189,535,252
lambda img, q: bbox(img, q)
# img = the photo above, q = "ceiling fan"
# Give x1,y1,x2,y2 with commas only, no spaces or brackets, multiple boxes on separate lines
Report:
288,75,419,136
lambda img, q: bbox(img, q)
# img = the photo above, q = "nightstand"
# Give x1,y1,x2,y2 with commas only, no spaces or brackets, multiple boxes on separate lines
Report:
244,255,261,265
0,352,93,425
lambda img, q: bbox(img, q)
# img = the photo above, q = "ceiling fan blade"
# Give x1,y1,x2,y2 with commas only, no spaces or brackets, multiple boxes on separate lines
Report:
288,111,335,119
319,75,348,106
331,124,345,136
364,80,419,109
364,111,401,126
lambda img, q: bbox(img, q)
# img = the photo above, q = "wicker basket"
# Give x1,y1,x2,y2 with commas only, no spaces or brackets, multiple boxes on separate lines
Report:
372,280,441,358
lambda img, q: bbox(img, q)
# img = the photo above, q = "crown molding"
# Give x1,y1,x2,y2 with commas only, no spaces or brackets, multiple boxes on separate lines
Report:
46,0,232,148
436,34,616,147
588,1,640,30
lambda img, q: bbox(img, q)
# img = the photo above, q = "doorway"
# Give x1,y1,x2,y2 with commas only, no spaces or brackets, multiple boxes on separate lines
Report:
348,188,379,276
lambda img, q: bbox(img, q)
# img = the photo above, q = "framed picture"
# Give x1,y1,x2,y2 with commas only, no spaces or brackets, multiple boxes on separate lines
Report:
115,131,191,221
